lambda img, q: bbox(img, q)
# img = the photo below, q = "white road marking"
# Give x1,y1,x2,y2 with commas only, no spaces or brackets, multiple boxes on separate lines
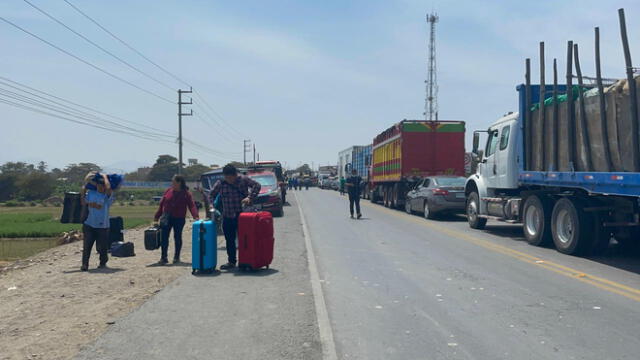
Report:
295,192,339,360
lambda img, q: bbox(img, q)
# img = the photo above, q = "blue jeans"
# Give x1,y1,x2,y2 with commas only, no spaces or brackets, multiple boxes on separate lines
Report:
161,216,186,260
222,215,239,263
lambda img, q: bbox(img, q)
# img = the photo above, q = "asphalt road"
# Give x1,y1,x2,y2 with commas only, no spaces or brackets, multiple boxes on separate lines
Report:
75,196,322,360
75,188,640,360
297,189,640,360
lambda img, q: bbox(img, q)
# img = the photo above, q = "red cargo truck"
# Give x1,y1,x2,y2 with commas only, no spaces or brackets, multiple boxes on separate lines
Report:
368,120,466,208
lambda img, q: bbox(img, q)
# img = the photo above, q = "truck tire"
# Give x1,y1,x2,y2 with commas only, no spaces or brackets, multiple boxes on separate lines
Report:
391,184,399,209
522,195,552,247
467,192,487,229
551,198,593,255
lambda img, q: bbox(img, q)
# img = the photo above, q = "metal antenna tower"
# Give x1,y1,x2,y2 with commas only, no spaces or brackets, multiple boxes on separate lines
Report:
425,12,439,121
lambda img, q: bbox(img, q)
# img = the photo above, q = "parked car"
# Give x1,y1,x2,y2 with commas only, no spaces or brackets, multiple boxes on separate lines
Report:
404,176,466,219
247,170,284,217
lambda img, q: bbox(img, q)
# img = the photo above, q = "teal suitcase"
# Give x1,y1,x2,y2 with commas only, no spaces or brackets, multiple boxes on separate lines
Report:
192,220,217,274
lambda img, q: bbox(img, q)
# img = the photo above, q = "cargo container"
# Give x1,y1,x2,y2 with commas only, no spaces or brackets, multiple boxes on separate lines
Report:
369,120,465,208
338,145,371,181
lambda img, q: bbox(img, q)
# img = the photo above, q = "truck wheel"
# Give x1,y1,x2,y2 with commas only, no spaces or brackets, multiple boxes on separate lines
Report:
551,198,592,255
383,188,389,207
522,195,552,247
273,207,284,217
424,201,436,220
467,192,487,229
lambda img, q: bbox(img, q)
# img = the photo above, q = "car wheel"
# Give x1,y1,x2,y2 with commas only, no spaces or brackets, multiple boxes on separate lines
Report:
424,201,436,220
405,200,412,214
522,195,552,246
467,192,487,229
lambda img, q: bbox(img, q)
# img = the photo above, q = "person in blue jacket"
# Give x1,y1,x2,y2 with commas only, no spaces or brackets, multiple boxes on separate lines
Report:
80,173,114,271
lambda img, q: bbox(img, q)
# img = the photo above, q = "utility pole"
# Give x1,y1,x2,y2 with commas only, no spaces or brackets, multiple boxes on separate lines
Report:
425,12,439,121
243,139,251,165
253,143,256,164
178,88,193,174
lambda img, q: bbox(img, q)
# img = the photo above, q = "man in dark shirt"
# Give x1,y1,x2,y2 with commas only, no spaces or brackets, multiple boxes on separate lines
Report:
345,169,363,219
208,164,261,269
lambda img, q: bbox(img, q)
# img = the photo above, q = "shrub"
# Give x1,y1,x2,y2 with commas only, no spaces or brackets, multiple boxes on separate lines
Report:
29,202,37,207
3,200,25,207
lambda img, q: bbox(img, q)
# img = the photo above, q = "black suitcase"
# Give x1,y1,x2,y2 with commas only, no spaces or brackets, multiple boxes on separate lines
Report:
108,216,124,245
110,241,135,257
61,192,83,224
144,226,162,250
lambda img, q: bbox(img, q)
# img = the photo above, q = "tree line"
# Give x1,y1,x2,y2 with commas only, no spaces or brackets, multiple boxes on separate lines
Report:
0,155,216,203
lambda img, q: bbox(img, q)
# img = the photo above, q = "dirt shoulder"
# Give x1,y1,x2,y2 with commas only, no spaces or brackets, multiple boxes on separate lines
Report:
0,224,199,360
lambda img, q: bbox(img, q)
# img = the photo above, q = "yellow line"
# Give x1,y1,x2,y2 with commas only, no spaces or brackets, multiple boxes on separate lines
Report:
354,195,640,302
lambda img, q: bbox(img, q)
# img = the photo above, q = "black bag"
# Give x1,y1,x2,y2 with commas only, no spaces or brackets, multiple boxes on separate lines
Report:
110,241,135,257
144,226,161,250
109,216,124,245
61,192,83,224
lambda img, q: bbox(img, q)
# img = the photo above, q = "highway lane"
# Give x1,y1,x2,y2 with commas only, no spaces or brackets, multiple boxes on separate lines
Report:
296,188,640,360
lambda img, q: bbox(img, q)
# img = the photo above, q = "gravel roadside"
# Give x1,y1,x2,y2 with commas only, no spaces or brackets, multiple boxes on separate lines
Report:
0,222,199,360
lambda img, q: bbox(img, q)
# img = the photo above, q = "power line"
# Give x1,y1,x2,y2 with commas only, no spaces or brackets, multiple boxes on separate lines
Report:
63,0,191,89
0,88,171,141
0,76,174,136
193,90,245,138
0,16,175,104
0,96,173,142
22,0,175,92
61,0,246,138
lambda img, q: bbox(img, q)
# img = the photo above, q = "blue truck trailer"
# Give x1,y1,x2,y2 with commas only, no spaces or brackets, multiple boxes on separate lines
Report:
338,145,372,181
466,73,640,255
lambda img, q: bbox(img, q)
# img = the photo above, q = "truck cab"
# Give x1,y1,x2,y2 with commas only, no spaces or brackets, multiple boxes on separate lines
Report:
465,112,521,228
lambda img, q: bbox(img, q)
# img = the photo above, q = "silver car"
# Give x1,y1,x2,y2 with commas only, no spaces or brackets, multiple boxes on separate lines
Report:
404,176,467,219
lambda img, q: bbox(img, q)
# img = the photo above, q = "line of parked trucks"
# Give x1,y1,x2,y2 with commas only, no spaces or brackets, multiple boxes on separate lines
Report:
332,9,640,257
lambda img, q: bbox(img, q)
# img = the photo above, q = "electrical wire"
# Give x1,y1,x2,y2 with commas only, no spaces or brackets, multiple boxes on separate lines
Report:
63,0,191,89
62,0,246,138
0,16,175,104
0,75,174,136
22,0,176,92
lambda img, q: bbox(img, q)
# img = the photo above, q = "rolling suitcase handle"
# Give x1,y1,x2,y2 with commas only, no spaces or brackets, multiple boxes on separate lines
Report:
199,221,206,269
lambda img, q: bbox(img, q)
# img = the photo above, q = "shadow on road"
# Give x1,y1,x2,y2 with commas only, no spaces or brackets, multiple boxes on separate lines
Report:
192,270,222,277
63,267,125,274
483,225,640,274
232,268,279,277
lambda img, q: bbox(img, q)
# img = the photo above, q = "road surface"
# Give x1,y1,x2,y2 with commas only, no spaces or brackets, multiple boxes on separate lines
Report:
298,189,640,360
76,189,640,360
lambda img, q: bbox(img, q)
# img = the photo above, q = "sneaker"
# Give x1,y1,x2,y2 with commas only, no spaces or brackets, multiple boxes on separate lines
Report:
158,258,168,265
357,213,362,219
220,262,236,270
350,214,354,219
98,263,107,269
80,265,88,272
173,256,181,264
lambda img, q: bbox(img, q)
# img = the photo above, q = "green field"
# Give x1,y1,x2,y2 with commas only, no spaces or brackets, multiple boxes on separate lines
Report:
0,205,157,238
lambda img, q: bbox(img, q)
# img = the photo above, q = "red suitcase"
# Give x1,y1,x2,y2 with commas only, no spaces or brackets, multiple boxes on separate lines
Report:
238,211,274,271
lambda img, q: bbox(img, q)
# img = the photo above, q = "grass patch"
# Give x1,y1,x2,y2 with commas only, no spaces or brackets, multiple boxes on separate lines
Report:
0,205,158,238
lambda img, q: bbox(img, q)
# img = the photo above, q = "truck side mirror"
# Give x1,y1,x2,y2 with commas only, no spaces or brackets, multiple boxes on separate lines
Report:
472,132,480,154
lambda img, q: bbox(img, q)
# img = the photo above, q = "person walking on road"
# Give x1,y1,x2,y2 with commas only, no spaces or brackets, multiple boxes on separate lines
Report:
208,164,261,270
345,169,362,219
305,178,309,190
339,176,346,195
154,175,199,265
80,173,114,271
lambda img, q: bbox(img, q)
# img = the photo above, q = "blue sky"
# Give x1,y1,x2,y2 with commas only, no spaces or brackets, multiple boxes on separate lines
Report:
1,0,639,172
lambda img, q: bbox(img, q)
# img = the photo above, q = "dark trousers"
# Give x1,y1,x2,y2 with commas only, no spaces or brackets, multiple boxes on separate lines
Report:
222,215,240,263
348,193,361,215
82,224,109,267
161,216,186,260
